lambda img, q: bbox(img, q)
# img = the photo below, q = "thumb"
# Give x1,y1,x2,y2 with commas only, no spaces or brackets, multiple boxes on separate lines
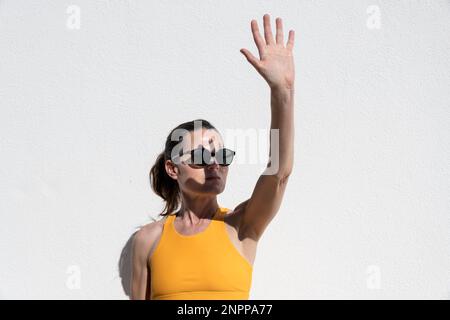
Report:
240,48,260,70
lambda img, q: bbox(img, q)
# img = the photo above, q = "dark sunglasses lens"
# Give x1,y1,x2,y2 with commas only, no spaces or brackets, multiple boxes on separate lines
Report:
189,147,235,166
216,148,235,166
190,148,207,165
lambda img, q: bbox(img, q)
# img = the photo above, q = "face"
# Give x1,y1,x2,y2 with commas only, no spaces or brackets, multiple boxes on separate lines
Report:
165,128,229,196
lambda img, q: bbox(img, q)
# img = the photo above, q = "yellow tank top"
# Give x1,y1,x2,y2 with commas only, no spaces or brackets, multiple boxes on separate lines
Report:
149,207,253,300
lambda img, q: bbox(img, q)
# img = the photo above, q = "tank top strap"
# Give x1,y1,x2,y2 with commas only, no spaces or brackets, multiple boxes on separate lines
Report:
207,207,227,231
165,213,176,225
210,207,231,225
216,207,229,220
149,213,175,261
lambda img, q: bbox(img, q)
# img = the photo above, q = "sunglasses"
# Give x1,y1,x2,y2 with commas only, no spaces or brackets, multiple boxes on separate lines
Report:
172,146,236,167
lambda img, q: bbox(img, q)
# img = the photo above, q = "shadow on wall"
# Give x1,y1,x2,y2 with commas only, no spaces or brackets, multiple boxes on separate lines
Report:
118,231,138,298
118,215,158,299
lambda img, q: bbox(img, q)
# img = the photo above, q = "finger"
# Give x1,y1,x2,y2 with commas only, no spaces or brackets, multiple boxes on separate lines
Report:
263,13,275,45
240,48,260,71
275,17,284,45
251,19,265,57
286,30,295,50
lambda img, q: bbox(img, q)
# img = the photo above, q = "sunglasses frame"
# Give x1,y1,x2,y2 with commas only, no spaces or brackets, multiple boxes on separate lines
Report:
172,146,236,167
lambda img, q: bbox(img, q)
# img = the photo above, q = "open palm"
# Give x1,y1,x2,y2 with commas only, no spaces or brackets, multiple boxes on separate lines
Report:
240,14,295,90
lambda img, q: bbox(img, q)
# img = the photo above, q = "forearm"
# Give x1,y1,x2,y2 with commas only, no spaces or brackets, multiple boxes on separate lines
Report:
268,87,295,178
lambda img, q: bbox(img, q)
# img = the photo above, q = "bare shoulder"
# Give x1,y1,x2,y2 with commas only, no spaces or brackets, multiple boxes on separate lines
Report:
223,200,250,233
133,216,167,262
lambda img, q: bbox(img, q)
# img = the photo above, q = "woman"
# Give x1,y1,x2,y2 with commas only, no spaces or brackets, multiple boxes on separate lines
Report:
131,13,295,300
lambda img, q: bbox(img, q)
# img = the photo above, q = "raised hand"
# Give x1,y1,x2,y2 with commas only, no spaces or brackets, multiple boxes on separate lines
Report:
240,14,295,91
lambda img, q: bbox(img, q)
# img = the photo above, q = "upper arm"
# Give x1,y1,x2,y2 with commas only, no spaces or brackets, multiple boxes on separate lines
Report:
237,172,291,242
130,222,161,300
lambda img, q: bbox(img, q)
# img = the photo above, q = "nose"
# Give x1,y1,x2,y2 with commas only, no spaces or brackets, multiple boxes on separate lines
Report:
206,155,219,167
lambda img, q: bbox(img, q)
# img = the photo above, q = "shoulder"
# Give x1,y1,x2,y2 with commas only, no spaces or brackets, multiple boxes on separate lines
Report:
223,201,249,231
133,216,169,259
223,199,261,242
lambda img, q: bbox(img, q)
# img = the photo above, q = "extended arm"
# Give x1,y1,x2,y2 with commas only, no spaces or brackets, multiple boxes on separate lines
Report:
238,14,295,241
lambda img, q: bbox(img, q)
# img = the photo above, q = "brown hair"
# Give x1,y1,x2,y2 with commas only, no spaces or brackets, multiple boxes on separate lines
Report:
149,119,218,217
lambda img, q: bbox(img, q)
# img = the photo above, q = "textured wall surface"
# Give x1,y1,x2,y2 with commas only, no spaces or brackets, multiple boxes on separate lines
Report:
0,0,449,299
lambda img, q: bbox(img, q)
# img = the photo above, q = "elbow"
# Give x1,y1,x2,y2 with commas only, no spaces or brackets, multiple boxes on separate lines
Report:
262,168,292,185
264,160,293,181
278,173,291,186
276,167,293,181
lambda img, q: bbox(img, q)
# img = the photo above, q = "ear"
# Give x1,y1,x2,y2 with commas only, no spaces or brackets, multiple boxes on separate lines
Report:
165,159,179,180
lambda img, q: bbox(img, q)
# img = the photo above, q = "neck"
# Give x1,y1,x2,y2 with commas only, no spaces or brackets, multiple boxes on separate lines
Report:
177,196,219,225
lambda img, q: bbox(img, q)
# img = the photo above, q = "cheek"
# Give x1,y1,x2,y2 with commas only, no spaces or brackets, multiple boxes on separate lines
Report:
183,167,205,180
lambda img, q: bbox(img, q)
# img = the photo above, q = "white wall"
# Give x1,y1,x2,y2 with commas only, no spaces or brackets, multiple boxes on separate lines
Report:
0,0,449,299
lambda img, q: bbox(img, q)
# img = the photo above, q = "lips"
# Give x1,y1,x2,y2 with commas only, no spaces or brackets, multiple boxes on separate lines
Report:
206,176,220,180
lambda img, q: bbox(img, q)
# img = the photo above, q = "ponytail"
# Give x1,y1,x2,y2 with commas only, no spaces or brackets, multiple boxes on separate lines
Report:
149,151,180,217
